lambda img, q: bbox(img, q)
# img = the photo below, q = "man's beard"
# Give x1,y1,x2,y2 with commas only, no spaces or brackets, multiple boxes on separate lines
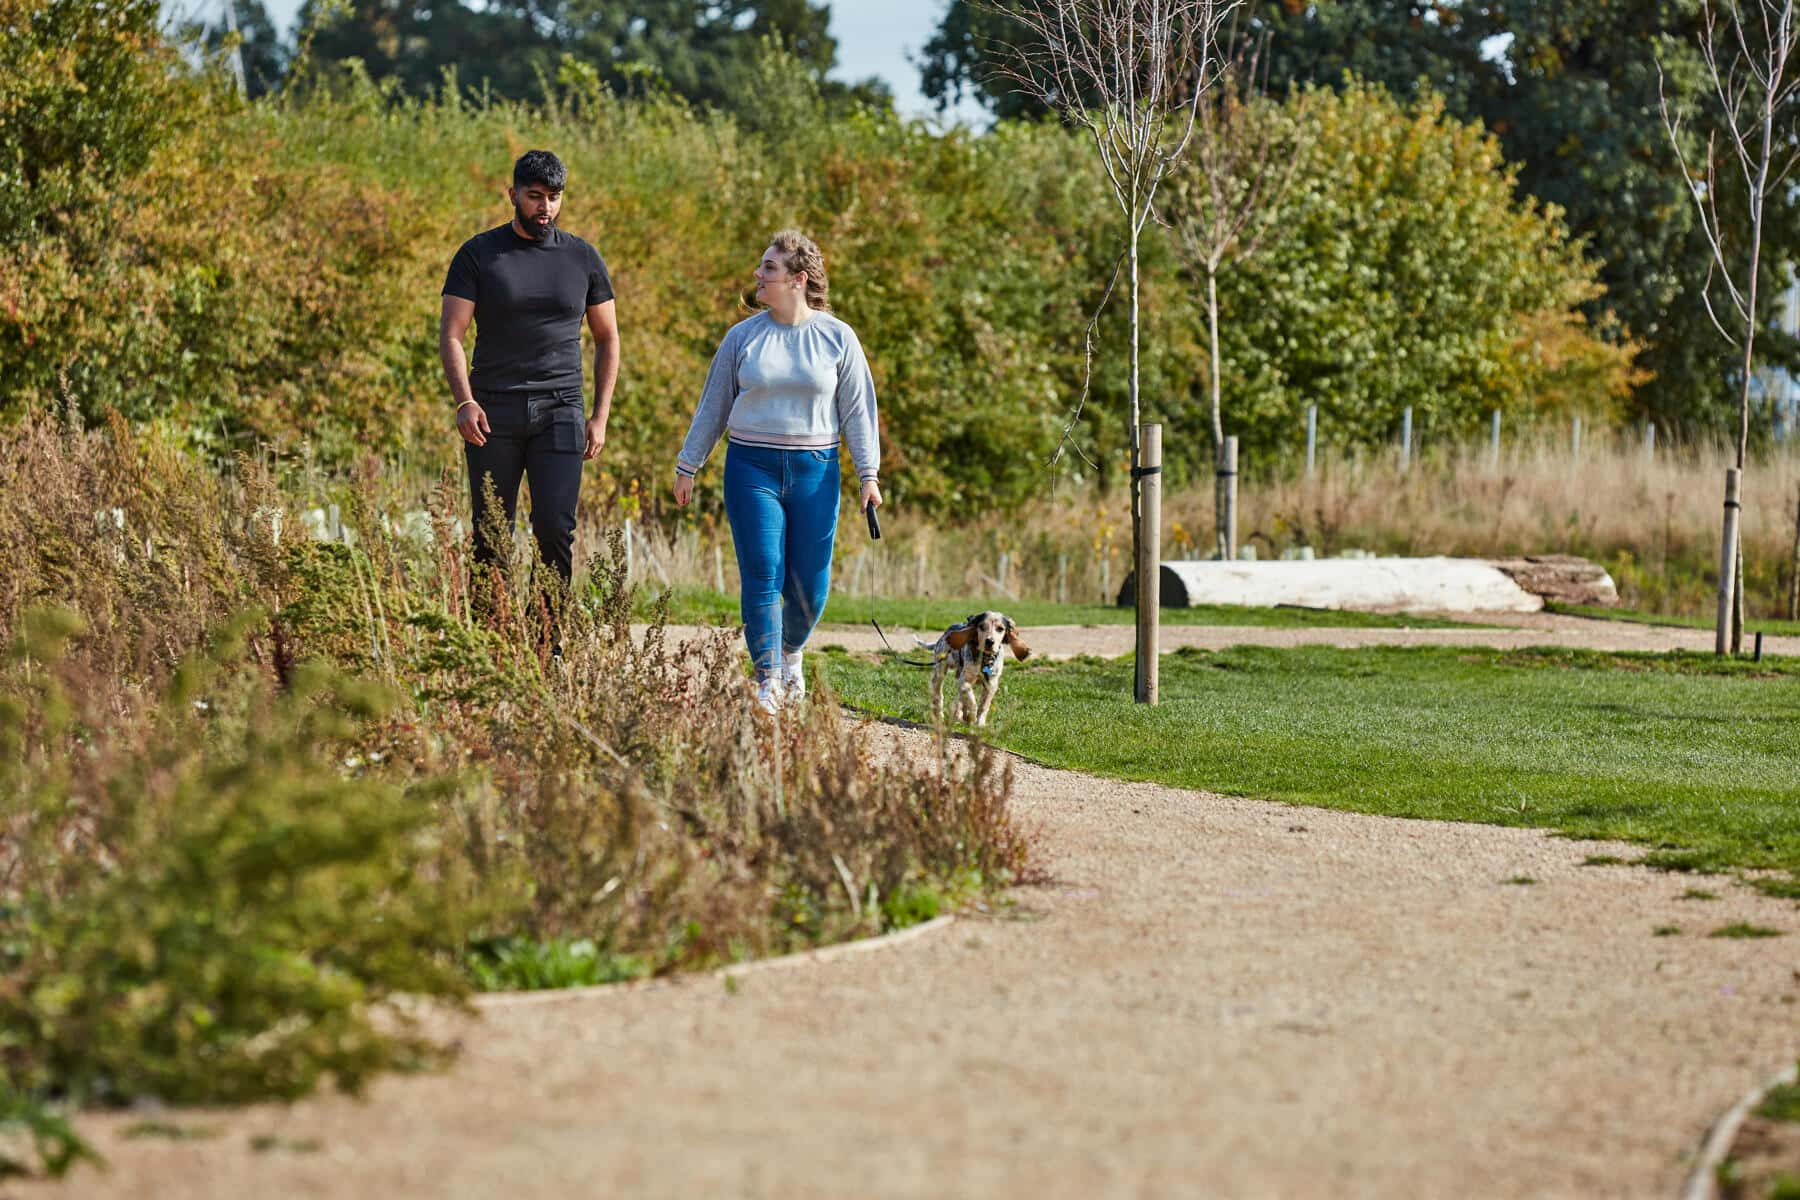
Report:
515,202,555,238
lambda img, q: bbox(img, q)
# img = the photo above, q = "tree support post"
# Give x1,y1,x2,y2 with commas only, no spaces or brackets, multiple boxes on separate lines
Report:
1219,435,1239,560
1135,423,1162,705
1716,468,1742,655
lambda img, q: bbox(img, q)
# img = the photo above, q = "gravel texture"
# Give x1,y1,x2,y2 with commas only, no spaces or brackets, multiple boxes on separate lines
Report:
25,613,1800,1199
773,609,1800,659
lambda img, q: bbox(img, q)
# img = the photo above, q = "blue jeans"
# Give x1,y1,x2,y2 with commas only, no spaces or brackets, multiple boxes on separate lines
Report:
722,442,841,677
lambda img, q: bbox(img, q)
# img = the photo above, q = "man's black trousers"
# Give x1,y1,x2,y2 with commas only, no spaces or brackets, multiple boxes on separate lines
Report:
465,387,584,587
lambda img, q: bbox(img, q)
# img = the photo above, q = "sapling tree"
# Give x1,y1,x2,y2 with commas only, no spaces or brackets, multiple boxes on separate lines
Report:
1659,0,1799,653
1161,22,1307,558
981,0,1236,703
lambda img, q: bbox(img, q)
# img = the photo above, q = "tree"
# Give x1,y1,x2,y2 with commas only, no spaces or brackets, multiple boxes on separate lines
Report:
203,0,290,99
1659,0,1800,653
984,0,1235,704
296,0,889,113
297,0,562,100
1161,25,1307,557
0,0,202,248
925,0,1800,440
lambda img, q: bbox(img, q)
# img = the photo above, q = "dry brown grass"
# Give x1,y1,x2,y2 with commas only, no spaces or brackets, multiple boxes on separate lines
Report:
618,432,1800,619
0,408,1031,1172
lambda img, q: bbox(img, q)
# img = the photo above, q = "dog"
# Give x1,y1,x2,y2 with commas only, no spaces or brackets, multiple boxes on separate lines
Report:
920,611,1031,727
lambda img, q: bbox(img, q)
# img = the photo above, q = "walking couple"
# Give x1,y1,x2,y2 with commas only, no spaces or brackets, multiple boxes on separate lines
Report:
439,150,880,713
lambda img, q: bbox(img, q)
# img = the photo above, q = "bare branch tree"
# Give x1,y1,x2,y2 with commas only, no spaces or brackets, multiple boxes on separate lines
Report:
1161,21,1309,557
1658,0,1800,653
982,0,1237,702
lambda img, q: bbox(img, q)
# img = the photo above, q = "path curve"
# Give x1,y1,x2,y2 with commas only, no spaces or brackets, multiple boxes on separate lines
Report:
40,717,1800,1198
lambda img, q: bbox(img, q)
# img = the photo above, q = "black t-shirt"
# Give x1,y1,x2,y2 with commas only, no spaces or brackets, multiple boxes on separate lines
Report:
442,224,614,394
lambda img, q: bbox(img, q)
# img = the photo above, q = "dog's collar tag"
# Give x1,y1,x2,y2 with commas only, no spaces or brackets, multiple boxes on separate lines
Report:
981,664,997,677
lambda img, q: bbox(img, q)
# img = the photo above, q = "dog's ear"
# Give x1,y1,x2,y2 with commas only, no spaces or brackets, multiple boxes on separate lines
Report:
945,623,975,650
1004,618,1031,661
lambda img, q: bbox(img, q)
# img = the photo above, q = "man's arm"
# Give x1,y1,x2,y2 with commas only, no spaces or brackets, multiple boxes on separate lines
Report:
584,299,619,461
441,296,487,446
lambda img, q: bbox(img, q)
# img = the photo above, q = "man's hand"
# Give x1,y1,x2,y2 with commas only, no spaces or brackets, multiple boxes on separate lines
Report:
860,479,883,512
673,472,694,507
583,415,607,461
457,401,490,446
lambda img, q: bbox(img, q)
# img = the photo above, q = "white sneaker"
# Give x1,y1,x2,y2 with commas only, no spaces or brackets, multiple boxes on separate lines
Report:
755,675,784,715
779,649,805,704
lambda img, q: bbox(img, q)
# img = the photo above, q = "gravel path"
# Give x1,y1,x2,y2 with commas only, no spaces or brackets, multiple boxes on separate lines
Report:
32,615,1800,1199
719,609,1800,659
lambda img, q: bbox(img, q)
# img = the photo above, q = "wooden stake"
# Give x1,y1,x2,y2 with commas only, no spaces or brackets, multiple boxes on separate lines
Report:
1221,436,1239,561
1305,406,1317,477
1716,469,1741,656
1788,483,1799,622
1732,522,1746,656
1136,423,1161,706
1399,407,1412,472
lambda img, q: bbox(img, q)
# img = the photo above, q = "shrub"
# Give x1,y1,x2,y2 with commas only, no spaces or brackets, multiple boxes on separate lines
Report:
0,408,1031,1175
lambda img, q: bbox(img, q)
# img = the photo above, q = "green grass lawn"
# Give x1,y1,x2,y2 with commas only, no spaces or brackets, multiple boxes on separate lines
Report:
1547,602,1800,639
643,586,1486,631
823,644,1800,877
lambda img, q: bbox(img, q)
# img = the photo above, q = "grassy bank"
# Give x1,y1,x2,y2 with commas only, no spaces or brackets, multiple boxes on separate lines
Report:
825,644,1800,879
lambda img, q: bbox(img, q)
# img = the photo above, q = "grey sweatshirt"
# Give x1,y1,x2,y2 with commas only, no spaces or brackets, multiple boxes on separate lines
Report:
676,310,880,482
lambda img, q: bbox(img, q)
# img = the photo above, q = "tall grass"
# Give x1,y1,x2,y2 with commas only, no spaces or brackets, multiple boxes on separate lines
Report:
0,408,1029,1177
618,431,1800,621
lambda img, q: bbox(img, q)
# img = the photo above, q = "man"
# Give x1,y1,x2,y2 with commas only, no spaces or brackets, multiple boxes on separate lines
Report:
439,149,620,614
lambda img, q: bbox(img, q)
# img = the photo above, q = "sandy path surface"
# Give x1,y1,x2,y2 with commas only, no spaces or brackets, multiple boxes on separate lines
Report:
667,610,1800,660
43,716,1800,1199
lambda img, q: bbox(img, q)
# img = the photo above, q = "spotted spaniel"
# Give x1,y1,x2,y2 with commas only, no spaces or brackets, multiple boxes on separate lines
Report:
921,611,1031,727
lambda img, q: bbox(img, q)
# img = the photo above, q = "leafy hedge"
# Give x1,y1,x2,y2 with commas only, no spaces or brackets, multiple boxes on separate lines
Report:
0,21,1636,513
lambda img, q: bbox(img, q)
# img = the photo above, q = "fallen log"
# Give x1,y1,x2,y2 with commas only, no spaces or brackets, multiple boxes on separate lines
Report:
1117,555,1618,614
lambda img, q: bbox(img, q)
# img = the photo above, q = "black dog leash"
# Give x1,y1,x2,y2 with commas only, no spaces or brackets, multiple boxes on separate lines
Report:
862,504,936,668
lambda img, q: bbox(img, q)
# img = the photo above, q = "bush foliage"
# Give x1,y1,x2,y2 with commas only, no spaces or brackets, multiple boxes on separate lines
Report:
0,27,1637,512
0,410,1030,1176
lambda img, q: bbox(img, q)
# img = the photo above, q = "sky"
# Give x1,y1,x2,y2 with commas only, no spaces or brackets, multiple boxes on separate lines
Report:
243,0,986,125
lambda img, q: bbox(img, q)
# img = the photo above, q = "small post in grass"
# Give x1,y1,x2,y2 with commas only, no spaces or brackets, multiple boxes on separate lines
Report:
1399,407,1413,473
1646,421,1657,463
1490,409,1501,468
1305,405,1317,477
1571,415,1582,459
1136,422,1162,705
916,547,927,596
1717,468,1742,655
1788,482,1800,621
1057,552,1068,605
623,517,633,582
1220,435,1239,560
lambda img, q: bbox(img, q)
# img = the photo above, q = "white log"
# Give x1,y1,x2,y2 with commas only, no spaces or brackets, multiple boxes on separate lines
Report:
1118,556,1617,614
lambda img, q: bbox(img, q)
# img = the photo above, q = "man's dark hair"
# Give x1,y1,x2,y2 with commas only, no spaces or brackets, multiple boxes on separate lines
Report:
513,150,567,192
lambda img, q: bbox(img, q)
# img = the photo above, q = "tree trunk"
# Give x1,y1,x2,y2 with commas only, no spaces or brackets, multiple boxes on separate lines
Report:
1129,221,1148,703
1208,266,1226,558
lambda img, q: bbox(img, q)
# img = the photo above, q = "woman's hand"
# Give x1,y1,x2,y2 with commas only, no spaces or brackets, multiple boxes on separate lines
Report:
860,479,882,512
673,472,695,507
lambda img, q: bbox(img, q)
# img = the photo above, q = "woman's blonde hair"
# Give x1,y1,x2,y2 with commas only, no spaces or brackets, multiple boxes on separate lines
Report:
767,229,831,313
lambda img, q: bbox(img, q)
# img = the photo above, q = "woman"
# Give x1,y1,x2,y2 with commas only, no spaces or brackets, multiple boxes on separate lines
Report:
673,230,882,712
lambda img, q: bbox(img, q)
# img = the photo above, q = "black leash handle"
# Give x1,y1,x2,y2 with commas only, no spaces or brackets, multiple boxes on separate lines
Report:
865,504,882,540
